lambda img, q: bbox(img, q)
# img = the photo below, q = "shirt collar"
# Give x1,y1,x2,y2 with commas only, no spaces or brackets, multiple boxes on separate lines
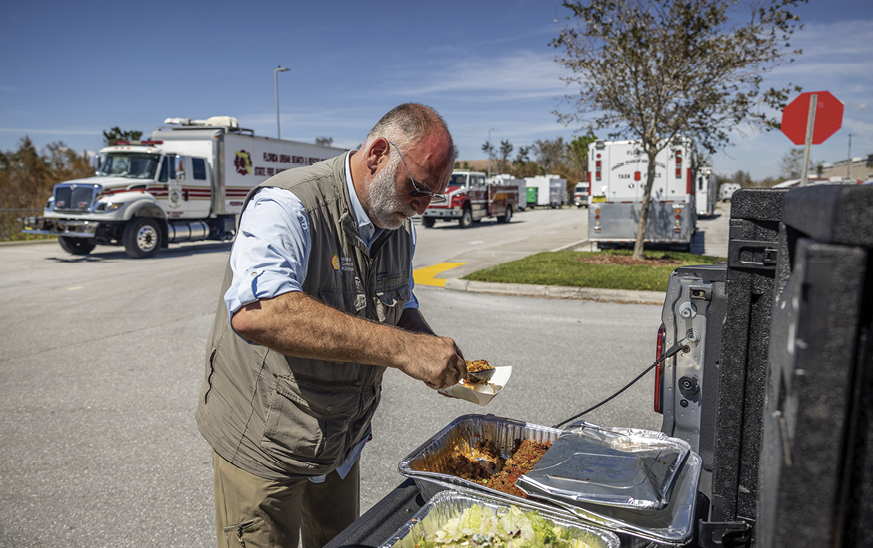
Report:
345,151,382,249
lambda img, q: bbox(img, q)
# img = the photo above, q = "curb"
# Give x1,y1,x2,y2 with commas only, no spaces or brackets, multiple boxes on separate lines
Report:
0,239,58,247
443,278,665,305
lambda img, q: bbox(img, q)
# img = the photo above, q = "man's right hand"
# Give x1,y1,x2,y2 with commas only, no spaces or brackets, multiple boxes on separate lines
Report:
400,335,467,390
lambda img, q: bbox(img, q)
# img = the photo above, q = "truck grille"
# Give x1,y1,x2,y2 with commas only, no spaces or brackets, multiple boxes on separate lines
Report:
54,185,97,212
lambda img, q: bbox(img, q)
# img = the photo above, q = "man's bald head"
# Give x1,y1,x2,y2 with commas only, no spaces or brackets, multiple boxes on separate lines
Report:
363,103,454,170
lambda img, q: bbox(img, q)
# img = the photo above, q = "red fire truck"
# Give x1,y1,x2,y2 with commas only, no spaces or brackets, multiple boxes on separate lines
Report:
420,170,518,229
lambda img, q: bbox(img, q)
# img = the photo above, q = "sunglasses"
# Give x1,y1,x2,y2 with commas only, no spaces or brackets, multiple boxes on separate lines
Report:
389,142,447,204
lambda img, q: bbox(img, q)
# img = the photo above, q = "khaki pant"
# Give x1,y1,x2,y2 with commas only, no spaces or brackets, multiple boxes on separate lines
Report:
212,450,360,548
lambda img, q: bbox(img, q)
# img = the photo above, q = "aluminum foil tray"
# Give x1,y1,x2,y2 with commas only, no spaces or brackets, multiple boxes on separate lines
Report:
398,414,562,504
551,451,702,546
516,421,691,511
380,490,620,548
398,414,700,546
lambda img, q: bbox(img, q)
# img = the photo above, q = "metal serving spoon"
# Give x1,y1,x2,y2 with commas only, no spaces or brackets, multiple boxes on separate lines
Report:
466,367,497,383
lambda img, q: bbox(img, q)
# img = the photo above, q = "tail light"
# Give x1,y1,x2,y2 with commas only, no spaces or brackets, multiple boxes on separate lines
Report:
687,167,694,195
654,323,666,413
595,154,602,181
675,149,682,179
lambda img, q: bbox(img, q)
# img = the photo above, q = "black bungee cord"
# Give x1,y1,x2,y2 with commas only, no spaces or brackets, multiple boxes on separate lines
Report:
552,339,690,429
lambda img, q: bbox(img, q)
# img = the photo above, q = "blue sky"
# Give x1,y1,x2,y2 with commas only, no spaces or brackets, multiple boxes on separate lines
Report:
2,0,871,181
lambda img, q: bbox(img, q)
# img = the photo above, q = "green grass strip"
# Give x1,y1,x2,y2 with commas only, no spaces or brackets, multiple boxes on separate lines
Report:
461,249,725,292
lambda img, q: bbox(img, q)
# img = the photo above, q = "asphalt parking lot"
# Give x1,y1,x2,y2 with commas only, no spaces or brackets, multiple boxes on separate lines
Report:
0,202,732,547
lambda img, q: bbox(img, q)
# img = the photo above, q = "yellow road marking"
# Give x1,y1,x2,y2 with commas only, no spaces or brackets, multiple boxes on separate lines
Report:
413,263,466,287
65,286,83,291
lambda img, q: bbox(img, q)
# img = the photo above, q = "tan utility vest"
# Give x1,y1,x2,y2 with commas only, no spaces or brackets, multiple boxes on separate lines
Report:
196,153,412,480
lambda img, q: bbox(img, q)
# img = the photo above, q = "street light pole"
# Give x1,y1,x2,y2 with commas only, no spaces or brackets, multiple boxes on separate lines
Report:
274,66,290,139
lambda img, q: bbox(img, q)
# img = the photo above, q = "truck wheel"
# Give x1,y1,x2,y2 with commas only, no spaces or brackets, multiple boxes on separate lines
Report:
422,217,436,228
123,217,162,259
58,236,96,255
497,206,512,224
459,208,473,229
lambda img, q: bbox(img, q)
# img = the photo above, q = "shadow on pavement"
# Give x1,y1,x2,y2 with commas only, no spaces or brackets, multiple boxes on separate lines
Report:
46,241,233,264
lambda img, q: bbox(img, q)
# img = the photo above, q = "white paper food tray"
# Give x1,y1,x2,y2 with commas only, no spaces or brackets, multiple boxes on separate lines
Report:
438,366,511,406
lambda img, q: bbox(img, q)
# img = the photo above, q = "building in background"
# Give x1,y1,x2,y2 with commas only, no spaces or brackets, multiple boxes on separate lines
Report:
819,154,873,181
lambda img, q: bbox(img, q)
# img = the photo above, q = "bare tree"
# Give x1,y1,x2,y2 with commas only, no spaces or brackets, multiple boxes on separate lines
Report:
481,141,495,176
780,148,811,179
315,137,334,147
552,0,804,258
0,138,92,240
567,132,598,178
532,137,566,174
498,140,514,174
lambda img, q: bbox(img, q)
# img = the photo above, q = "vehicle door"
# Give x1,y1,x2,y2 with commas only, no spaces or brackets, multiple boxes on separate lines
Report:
162,155,211,219
609,143,646,202
664,146,689,202
469,174,488,219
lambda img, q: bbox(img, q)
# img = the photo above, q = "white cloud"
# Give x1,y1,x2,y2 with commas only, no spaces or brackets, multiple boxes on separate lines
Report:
379,50,570,101
0,127,102,136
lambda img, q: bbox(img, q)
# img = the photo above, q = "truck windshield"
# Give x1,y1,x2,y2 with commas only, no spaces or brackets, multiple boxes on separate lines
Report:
448,174,468,187
97,153,160,179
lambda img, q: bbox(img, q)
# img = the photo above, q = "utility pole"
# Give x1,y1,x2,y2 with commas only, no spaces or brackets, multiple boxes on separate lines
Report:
847,133,853,180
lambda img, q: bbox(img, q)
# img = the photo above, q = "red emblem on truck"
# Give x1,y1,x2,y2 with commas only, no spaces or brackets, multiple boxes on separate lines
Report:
234,150,252,176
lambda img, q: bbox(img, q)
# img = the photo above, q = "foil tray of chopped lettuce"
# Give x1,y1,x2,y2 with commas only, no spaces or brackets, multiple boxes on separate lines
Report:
380,490,620,548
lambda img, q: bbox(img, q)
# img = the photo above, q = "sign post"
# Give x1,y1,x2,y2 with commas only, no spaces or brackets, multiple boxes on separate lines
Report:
800,94,817,187
781,91,844,186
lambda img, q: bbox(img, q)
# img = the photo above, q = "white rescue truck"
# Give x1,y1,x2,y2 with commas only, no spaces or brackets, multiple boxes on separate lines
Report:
695,167,717,217
573,181,589,208
21,116,344,258
420,170,518,228
588,139,696,251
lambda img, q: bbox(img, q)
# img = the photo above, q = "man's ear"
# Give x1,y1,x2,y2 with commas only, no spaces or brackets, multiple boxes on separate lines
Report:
365,138,390,173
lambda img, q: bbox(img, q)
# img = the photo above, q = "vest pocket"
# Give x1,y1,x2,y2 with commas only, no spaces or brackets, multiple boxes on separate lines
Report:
319,287,366,315
260,375,360,467
375,285,410,325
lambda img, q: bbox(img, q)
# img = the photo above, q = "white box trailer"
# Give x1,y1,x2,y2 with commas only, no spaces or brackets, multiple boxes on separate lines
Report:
695,167,717,217
588,139,696,251
21,116,345,258
719,183,741,201
524,175,567,208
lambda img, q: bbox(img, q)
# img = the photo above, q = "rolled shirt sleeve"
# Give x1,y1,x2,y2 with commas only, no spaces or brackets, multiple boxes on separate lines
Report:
224,187,311,322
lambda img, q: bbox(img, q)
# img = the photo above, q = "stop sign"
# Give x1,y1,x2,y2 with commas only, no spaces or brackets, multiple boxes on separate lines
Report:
781,91,844,145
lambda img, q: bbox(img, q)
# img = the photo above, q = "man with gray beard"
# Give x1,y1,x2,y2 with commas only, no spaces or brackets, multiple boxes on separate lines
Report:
196,103,466,548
